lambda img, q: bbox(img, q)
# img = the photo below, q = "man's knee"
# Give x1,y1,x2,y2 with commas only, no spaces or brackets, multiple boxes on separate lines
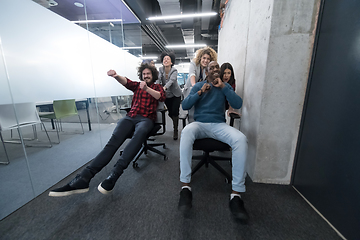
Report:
133,127,151,139
181,123,198,140
229,130,247,149
237,132,247,144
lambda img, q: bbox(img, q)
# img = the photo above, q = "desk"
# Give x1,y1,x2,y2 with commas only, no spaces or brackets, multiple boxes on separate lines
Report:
36,99,92,131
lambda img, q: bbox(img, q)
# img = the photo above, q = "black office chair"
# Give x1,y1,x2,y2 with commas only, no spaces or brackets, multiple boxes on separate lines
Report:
191,113,241,183
120,104,168,168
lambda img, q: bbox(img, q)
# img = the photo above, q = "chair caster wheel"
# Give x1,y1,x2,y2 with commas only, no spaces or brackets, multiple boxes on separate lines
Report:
163,145,166,149
164,156,168,161
225,178,230,184
133,162,139,168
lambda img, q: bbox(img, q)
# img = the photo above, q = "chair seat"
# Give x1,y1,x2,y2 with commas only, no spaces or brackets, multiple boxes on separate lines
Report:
38,112,55,118
148,124,161,137
192,138,232,183
193,138,230,152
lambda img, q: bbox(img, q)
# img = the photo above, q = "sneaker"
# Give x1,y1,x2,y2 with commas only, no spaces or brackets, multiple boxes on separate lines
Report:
98,172,120,195
49,175,89,197
229,196,249,223
178,188,192,217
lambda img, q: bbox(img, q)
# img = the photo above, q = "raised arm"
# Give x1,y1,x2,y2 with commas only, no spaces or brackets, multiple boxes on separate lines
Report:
107,69,127,86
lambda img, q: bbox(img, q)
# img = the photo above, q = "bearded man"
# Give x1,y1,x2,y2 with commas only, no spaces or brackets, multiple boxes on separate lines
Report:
178,61,249,222
49,63,165,197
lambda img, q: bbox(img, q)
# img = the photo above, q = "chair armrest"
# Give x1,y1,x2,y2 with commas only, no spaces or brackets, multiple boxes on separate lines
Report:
229,113,241,127
120,107,131,113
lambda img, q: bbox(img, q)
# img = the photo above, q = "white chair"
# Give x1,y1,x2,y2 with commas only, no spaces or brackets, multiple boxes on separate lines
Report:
0,102,52,164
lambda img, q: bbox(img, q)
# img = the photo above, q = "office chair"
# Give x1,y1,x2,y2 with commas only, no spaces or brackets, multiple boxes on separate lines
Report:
120,102,168,168
39,99,84,143
0,102,52,164
191,113,241,183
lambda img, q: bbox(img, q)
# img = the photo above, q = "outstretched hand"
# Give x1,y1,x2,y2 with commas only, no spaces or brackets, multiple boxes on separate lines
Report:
107,69,117,77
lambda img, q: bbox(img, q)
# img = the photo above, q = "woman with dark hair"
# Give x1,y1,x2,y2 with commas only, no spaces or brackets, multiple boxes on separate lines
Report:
220,62,239,116
158,52,182,140
220,62,235,89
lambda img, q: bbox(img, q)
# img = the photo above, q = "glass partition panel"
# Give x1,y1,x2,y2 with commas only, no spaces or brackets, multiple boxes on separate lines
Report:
122,23,143,57
0,0,141,219
0,36,35,220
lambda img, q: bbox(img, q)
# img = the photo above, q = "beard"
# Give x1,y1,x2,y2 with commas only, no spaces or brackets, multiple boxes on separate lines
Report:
143,78,153,86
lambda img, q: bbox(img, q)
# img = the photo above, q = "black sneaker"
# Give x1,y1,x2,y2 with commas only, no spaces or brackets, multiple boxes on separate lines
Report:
49,175,89,197
229,196,249,223
98,172,120,194
178,188,192,217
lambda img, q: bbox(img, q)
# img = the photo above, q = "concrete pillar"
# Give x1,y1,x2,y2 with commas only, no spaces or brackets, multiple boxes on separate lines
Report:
218,0,320,184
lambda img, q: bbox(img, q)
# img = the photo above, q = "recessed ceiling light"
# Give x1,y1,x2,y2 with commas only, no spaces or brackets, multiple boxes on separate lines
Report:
49,0,58,7
74,2,84,7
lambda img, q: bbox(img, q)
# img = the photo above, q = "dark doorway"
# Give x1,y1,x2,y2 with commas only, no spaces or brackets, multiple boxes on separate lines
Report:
292,1,360,239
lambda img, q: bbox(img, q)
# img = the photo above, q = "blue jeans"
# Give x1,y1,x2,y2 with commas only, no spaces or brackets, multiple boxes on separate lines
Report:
80,115,154,179
179,122,248,192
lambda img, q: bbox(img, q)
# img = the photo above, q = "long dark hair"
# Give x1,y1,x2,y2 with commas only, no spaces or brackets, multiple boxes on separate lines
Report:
220,62,235,86
137,63,158,82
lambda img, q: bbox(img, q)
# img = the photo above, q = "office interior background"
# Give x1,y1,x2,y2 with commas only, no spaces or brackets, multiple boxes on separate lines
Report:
0,0,359,239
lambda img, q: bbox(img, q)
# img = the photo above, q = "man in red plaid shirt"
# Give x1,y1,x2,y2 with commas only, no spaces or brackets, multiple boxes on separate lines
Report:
49,63,166,197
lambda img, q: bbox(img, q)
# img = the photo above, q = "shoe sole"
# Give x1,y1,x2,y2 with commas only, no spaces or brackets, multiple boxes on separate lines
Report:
48,188,89,197
97,183,112,195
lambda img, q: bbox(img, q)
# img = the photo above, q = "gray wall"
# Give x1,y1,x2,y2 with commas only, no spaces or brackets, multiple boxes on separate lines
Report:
218,0,320,184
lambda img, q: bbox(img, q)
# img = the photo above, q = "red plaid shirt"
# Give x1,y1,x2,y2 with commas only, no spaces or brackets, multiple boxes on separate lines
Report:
125,78,166,121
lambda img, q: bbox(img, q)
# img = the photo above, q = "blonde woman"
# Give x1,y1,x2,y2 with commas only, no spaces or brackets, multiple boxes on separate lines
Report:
185,46,217,90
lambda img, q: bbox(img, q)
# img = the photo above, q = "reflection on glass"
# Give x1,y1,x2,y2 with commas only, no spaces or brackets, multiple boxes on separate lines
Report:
0,38,35,220
0,0,142,220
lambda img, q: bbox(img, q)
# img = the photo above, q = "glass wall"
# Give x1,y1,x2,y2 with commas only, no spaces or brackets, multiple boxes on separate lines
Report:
0,0,142,220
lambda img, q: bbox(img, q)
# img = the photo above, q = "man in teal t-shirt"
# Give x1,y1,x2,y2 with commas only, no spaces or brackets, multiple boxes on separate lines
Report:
178,61,249,222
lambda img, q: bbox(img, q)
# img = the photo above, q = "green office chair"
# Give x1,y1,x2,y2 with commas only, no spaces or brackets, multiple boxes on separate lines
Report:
39,99,84,143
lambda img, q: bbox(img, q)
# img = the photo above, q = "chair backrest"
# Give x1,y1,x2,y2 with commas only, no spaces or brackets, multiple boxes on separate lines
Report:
53,99,78,119
155,102,165,124
0,102,41,131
